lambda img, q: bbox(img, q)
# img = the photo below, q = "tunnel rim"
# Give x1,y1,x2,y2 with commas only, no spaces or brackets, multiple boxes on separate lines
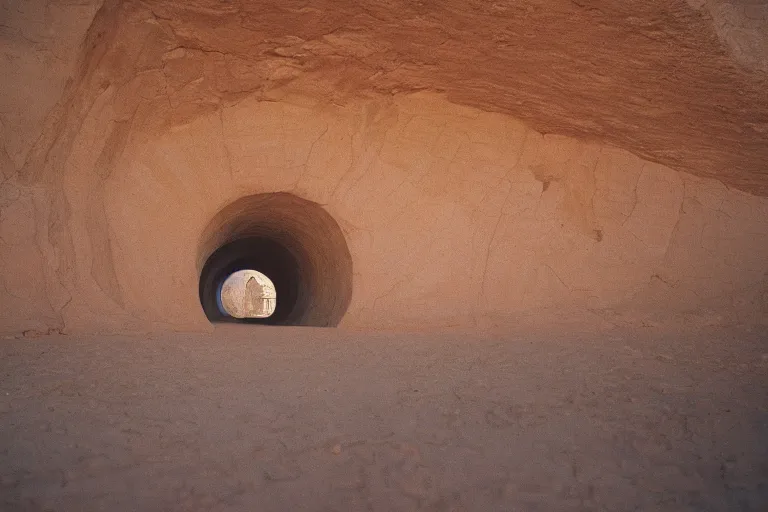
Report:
197,192,353,327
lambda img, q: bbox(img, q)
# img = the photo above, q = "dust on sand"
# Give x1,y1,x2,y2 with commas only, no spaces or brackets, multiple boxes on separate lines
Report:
1,323,766,511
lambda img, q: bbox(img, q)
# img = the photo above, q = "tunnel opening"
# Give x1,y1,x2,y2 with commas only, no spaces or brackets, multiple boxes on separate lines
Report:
198,193,353,327
218,269,277,319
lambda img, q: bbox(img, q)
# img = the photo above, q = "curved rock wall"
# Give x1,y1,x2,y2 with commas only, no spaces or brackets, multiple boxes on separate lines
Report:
2,91,766,334
1,0,767,334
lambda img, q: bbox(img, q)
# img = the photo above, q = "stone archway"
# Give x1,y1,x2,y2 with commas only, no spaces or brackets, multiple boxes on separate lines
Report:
197,193,353,326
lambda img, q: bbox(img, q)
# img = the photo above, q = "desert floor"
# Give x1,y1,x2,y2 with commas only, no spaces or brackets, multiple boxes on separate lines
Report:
1,323,766,511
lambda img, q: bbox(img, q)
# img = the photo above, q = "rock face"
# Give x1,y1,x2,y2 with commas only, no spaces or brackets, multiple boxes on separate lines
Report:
0,0,767,334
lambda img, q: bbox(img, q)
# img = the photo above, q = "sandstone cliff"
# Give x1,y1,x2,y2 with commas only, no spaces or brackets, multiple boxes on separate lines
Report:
1,0,766,333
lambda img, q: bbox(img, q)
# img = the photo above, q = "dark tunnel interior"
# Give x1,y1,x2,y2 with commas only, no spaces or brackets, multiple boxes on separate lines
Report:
197,193,353,327
199,238,297,324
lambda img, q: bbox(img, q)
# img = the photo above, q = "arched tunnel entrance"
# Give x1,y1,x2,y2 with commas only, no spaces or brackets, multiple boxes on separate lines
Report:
197,193,353,326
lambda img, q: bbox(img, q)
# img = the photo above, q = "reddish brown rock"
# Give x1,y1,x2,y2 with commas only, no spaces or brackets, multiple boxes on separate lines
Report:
0,0,766,333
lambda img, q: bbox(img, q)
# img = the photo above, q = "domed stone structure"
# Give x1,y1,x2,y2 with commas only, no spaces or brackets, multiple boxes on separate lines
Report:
219,270,277,319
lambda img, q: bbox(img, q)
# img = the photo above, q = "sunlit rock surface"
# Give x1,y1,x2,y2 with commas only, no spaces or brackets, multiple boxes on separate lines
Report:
0,0,767,334
220,270,277,319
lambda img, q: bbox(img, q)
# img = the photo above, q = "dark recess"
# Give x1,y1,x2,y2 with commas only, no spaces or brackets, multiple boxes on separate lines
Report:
197,193,353,326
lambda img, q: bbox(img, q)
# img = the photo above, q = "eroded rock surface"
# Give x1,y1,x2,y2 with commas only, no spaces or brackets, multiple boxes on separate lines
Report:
688,0,768,73
0,0,767,333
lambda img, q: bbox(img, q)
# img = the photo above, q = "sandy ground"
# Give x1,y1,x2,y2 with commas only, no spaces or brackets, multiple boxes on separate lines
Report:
1,324,766,511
